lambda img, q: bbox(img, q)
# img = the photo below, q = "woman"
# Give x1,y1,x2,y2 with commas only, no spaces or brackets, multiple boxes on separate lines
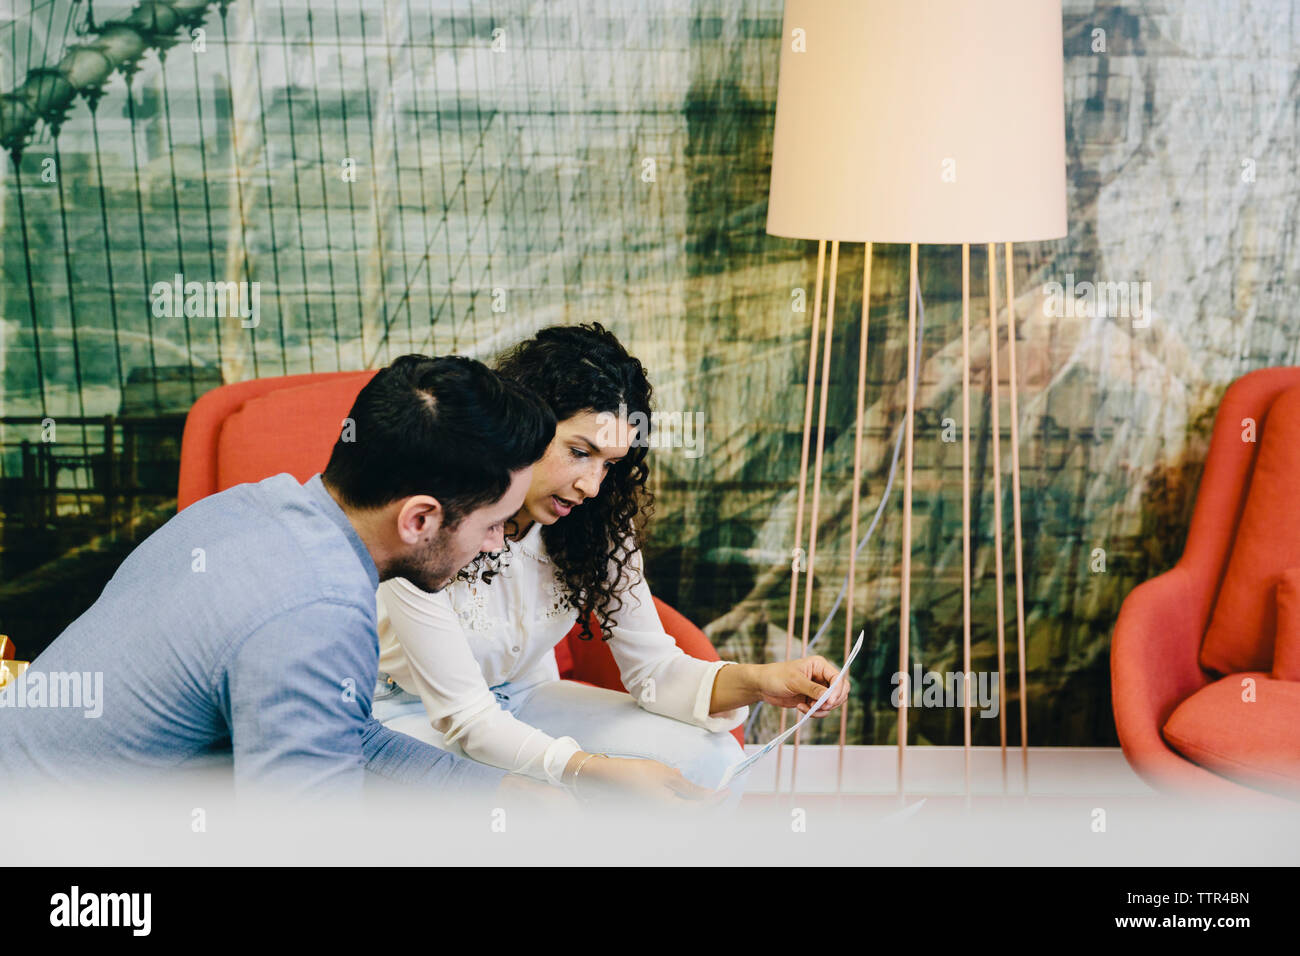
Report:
372,323,848,804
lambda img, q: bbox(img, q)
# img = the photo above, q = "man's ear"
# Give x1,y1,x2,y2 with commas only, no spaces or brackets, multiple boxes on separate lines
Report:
394,495,442,545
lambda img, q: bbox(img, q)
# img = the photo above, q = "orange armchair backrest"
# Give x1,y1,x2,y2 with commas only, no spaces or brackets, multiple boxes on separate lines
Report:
178,371,376,510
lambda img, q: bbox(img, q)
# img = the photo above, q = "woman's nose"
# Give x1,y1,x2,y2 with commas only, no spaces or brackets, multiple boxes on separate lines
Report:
574,469,601,498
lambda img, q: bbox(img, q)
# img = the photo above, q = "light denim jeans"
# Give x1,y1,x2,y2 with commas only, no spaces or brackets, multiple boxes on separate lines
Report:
372,675,747,804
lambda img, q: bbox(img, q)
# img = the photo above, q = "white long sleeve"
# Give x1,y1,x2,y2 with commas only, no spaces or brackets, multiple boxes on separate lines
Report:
374,521,746,786
602,544,748,733
376,576,581,785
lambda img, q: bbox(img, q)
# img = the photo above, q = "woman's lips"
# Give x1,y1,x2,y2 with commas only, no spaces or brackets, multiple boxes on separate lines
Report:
551,495,575,516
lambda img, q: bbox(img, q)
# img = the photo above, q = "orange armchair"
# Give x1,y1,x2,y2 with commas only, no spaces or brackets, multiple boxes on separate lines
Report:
1111,367,1300,805
178,371,743,745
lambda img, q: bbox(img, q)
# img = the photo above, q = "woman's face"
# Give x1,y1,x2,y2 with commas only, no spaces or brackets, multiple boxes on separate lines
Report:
517,409,634,527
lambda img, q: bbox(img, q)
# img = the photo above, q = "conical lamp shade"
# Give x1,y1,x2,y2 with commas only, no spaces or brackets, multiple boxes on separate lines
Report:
767,0,1067,245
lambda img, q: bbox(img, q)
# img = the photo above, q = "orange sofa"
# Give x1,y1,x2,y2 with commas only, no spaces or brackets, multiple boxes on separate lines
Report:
177,370,743,746
1111,367,1300,805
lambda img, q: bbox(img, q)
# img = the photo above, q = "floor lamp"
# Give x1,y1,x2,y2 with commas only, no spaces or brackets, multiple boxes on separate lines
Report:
764,0,1068,800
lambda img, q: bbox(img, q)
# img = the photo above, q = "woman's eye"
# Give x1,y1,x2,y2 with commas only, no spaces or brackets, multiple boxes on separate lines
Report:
571,448,589,459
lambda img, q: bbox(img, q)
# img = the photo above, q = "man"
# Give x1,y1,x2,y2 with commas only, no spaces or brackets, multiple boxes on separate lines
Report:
0,354,555,798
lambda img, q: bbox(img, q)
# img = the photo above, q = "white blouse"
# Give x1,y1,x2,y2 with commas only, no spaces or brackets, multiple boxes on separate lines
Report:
375,520,748,785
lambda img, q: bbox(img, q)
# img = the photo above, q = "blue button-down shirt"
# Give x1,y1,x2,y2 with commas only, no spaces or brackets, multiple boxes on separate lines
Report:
0,473,503,797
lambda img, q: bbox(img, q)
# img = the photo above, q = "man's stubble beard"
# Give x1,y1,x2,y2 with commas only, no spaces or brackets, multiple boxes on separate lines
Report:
390,528,463,594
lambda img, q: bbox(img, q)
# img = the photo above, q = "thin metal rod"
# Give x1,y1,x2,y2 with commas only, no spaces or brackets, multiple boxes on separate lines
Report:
89,104,127,402
400,0,438,352
961,243,972,806
328,0,369,361
792,238,839,792
219,4,260,380
53,133,92,507
378,0,415,352
775,238,825,792
303,7,344,370
10,156,48,420
838,241,872,792
123,81,162,411
249,2,290,374
277,2,317,373
1004,240,1030,796
191,28,227,377
158,52,197,403
356,2,393,364
898,242,918,804
987,242,1008,792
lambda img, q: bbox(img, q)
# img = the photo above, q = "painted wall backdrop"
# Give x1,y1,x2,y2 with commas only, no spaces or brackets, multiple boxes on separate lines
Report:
1,0,1296,747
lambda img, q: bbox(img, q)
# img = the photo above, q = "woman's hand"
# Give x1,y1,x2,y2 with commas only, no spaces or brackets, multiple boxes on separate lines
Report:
752,657,849,716
566,753,725,808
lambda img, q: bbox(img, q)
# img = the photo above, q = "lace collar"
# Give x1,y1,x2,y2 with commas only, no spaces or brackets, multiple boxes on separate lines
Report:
452,521,571,631
508,520,548,564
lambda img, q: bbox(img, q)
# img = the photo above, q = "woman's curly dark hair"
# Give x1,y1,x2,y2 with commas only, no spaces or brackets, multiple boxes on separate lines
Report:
458,322,655,641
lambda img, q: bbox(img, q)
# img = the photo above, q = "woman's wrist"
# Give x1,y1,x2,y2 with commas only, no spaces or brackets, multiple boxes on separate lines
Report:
562,750,591,785
562,750,607,788
709,661,763,714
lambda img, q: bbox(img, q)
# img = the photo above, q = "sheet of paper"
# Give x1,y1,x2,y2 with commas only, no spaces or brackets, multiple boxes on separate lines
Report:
715,631,864,791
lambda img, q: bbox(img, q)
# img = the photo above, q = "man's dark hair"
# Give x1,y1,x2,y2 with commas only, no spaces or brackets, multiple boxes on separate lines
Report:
323,354,554,526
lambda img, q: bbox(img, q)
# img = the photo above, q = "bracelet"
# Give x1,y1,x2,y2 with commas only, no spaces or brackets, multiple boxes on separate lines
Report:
570,752,604,800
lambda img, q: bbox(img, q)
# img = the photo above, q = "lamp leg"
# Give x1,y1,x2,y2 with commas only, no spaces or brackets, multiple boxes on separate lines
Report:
962,244,972,807
777,239,825,794
839,242,873,794
793,239,840,793
1004,241,1029,798
987,242,1008,794
899,242,918,804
